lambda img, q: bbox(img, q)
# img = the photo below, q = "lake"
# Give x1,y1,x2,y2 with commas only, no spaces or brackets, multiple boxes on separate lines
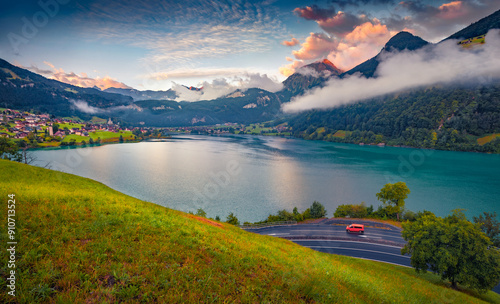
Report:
31,135,500,222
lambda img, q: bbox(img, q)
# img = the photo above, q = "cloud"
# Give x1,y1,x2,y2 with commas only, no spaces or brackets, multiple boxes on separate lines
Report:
279,60,306,77
397,0,500,41
293,5,366,37
293,5,337,21
292,33,338,60
282,29,500,113
77,0,287,68
173,73,283,102
438,1,467,19
331,0,395,8
279,31,339,76
280,20,396,75
282,38,300,47
27,62,131,90
143,67,254,80
317,11,368,37
328,21,397,70
69,100,101,114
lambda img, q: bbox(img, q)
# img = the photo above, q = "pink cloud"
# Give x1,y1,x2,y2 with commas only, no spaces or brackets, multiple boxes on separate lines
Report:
281,20,397,76
30,62,131,90
438,1,467,19
291,33,338,61
282,38,300,47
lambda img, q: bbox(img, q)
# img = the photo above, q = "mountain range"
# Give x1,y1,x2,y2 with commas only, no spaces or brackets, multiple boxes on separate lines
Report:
0,30,434,125
1,9,499,151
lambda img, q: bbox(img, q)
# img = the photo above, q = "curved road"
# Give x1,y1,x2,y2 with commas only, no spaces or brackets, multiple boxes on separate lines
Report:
245,219,500,294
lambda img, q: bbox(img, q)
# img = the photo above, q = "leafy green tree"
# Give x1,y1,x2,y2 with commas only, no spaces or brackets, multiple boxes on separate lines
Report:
0,137,20,161
474,212,500,247
195,208,207,218
293,207,304,222
119,135,124,143
376,182,410,221
226,213,240,226
402,210,500,292
27,132,36,143
215,215,220,221
310,201,327,219
302,208,311,220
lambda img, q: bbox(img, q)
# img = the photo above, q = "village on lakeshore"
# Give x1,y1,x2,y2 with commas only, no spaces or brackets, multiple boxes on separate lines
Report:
0,109,293,148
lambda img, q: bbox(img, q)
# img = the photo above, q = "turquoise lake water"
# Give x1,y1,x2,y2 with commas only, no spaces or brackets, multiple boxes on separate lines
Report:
32,135,500,222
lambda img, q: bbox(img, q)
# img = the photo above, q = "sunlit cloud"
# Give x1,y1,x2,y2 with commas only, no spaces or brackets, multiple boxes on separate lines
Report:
327,21,397,71
279,60,306,77
292,33,338,60
438,1,467,19
280,19,396,75
27,62,131,90
282,38,300,47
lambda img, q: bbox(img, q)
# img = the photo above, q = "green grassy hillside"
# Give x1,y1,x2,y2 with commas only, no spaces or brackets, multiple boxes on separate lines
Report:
1,160,499,303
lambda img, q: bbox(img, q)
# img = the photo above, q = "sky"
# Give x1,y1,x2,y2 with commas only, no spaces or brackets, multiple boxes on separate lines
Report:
0,0,499,92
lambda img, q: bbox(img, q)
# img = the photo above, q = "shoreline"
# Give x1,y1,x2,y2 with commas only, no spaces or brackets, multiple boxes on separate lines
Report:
24,132,499,155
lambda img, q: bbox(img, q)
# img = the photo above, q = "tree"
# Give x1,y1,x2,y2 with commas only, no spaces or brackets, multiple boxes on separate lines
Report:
119,135,124,143
293,207,304,222
215,215,220,221
0,137,20,161
474,212,500,247
310,201,327,219
195,208,207,218
132,129,142,137
402,210,500,292
226,213,240,226
20,146,37,164
376,182,410,221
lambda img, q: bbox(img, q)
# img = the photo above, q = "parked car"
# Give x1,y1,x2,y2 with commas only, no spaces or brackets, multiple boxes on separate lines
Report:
346,224,364,234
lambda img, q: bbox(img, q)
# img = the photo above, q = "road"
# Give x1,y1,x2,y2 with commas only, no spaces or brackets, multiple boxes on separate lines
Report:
245,219,500,294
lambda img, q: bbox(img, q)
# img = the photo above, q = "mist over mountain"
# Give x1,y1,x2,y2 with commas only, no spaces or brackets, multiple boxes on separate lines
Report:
103,87,177,101
342,32,430,79
279,59,343,99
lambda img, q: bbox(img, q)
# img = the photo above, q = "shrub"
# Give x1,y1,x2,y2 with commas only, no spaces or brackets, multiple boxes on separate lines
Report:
226,213,240,226
310,201,327,218
196,208,207,218
334,203,369,218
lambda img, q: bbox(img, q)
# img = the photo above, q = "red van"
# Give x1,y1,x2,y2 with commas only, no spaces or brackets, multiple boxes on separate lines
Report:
346,224,364,234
